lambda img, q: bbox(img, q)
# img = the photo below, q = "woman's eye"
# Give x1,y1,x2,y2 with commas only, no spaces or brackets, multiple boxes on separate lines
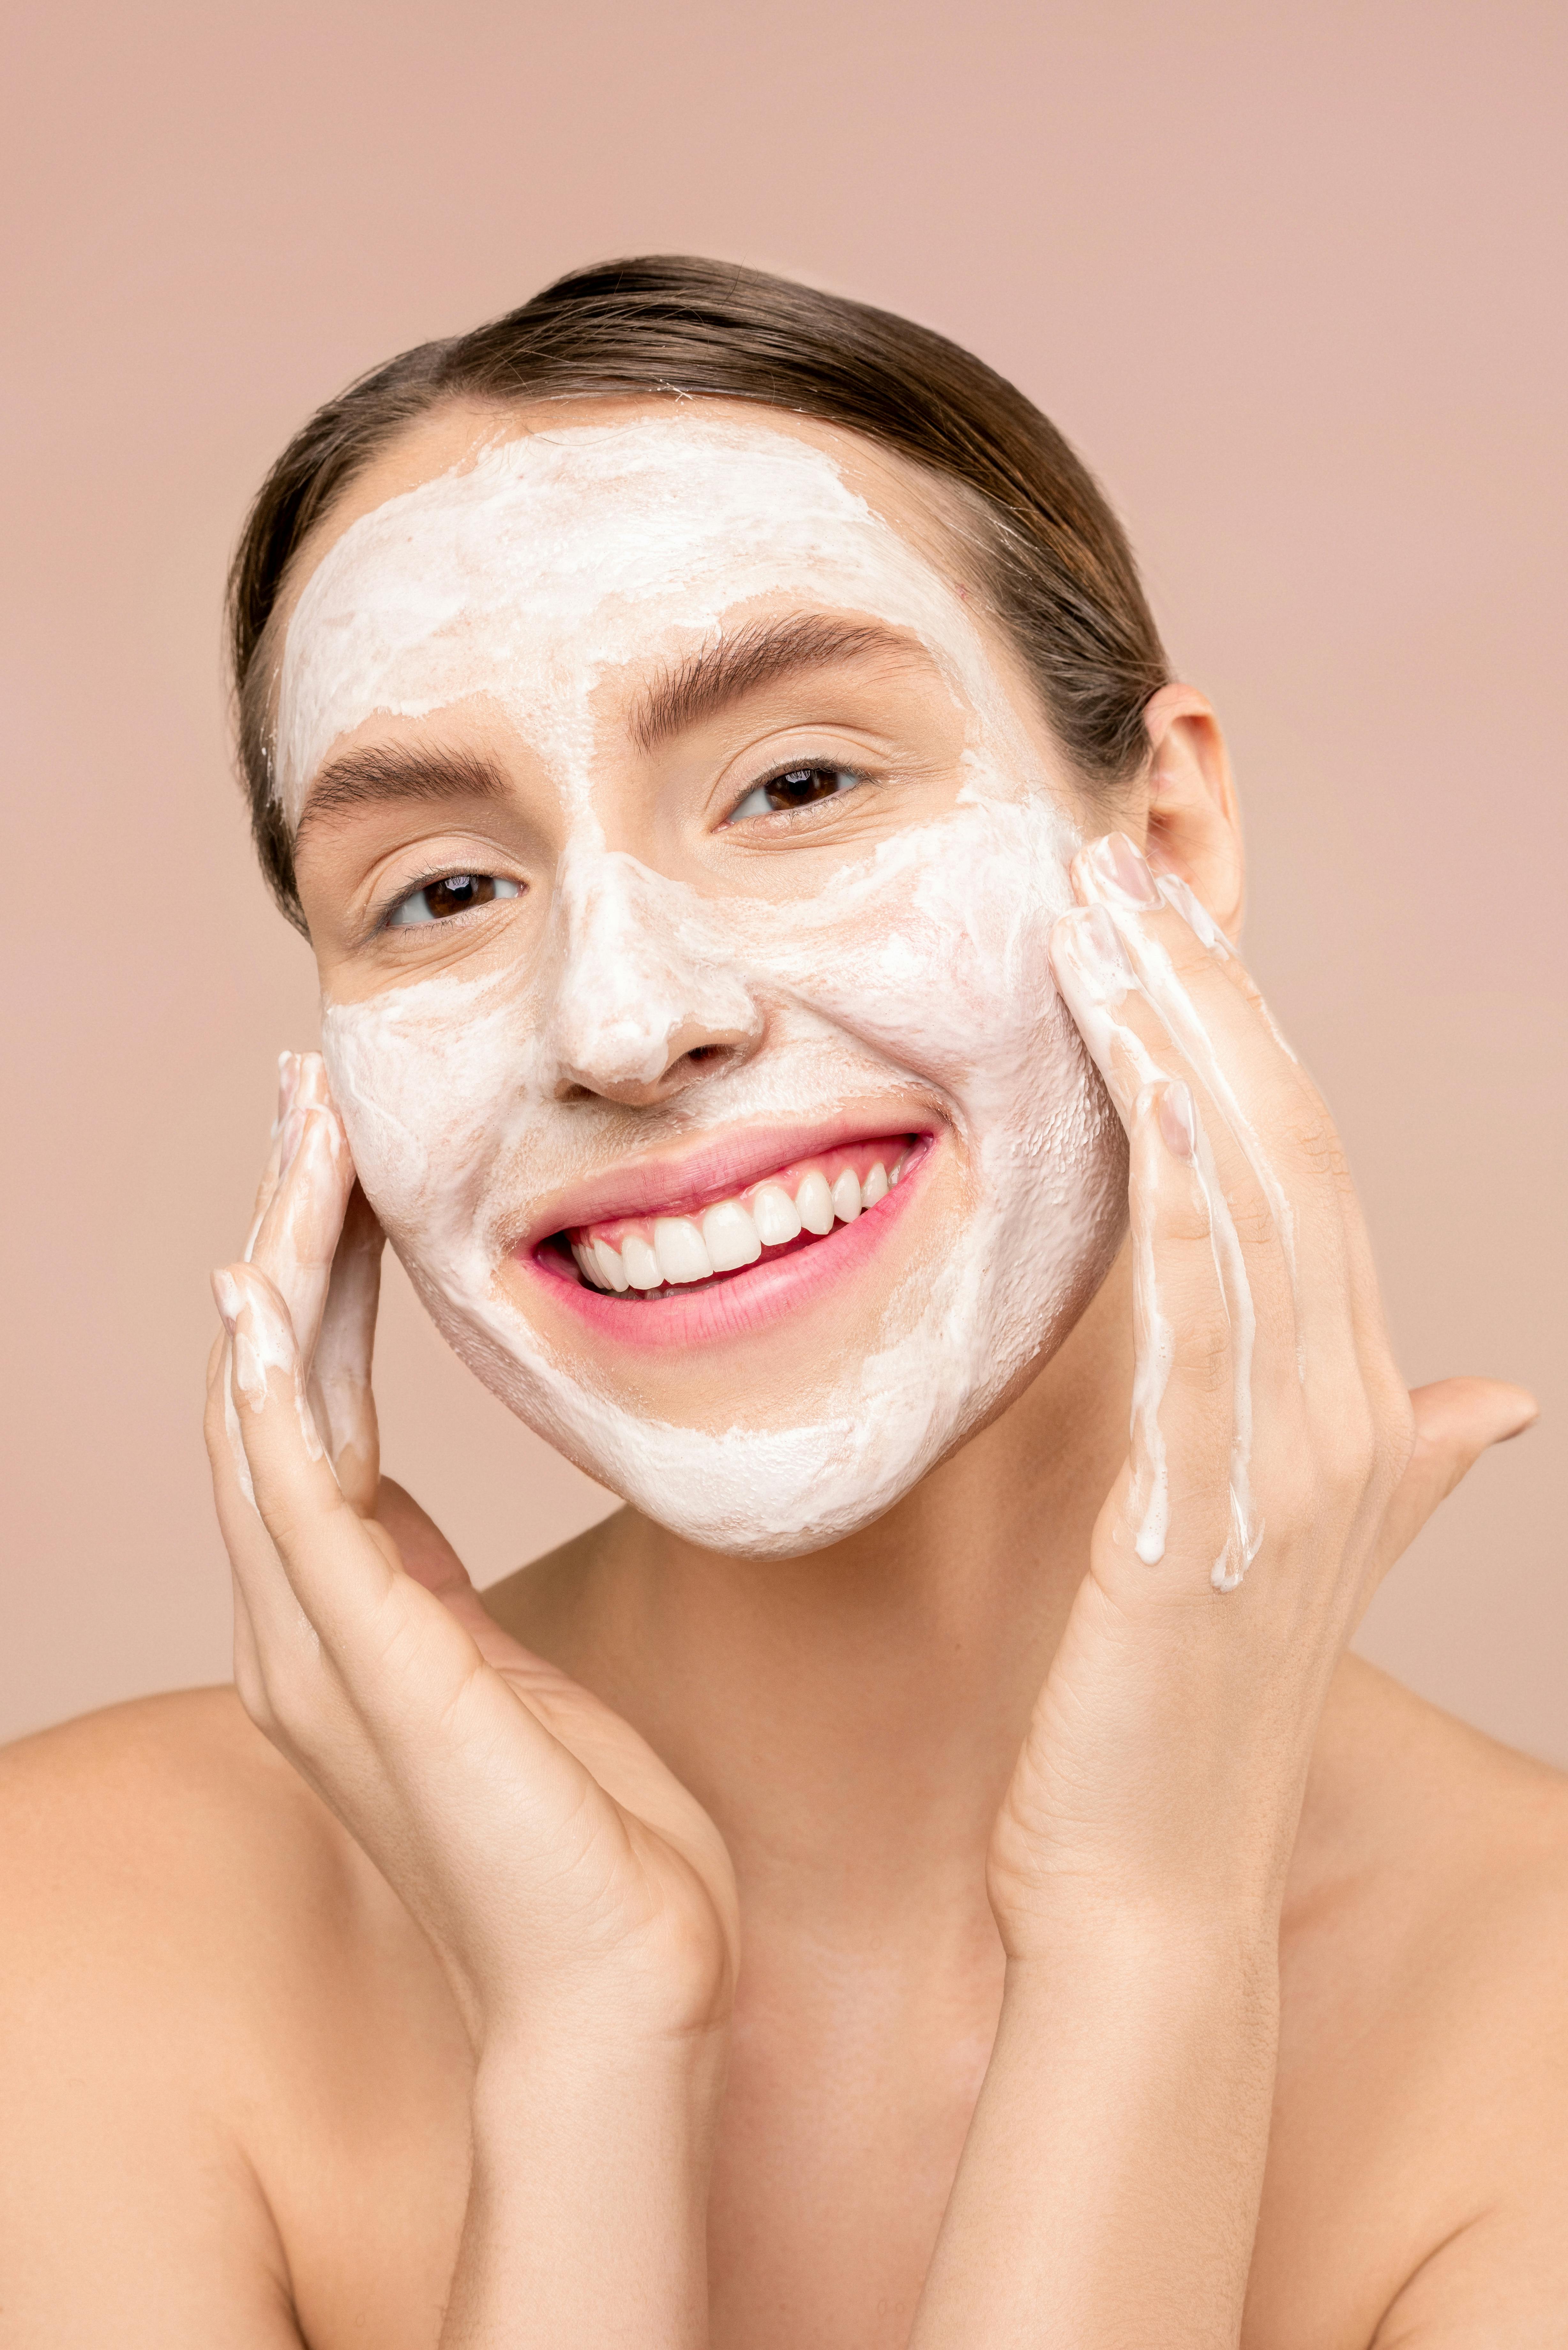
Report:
384,873,521,928
726,764,863,824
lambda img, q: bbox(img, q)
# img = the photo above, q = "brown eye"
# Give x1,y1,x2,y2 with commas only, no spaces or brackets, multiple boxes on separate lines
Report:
386,873,521,928
727,765,863,824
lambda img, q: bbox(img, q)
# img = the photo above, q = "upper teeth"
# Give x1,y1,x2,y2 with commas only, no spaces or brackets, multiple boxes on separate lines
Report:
569,1151,908,1295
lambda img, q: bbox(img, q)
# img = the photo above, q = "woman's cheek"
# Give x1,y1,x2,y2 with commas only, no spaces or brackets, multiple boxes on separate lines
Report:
755,800,1086,1135
321,978,532,1285
313,793,1125,1534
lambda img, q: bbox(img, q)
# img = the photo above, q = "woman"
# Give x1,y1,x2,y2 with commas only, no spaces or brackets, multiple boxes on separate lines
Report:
2,256,1561,2345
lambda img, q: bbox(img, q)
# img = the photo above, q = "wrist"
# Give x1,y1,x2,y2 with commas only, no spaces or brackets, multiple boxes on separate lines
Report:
999,1888,1282,1997
473,1998,730,2125
449,2006,723,2348
457,1932,735,2073
991,1836,1290,1969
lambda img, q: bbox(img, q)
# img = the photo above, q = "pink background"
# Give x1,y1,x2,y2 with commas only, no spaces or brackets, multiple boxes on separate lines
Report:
3,1,1562,1755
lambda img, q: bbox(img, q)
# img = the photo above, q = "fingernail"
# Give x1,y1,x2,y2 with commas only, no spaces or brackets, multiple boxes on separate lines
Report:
1157,1080,1196,1160
1085,830,1161,910
1063,901,1135,1000
212,1267,243,1330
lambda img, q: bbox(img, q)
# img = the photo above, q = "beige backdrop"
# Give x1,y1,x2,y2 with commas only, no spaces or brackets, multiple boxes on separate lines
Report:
3,0,1562,1758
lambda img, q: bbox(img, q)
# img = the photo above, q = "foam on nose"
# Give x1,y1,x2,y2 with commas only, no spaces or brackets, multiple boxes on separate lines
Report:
545,841,761,1091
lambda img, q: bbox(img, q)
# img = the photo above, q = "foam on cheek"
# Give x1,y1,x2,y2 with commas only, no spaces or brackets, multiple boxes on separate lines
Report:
292,416,1126,1553
321,794,1124,1555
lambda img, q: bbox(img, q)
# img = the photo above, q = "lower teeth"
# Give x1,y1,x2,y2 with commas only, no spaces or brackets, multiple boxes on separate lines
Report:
589,1226,822,1299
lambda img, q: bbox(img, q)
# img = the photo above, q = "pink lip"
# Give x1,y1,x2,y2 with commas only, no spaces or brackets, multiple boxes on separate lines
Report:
516,1132,936,1351
518,1109,939,1249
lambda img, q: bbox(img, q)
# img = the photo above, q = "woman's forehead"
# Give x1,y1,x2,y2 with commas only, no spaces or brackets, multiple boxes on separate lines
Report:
286,394,969,590
274,402,1013,827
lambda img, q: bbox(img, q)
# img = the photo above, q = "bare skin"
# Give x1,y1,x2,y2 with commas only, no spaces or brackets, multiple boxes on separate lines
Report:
3,1445,1563,2342
1,400,1559,2342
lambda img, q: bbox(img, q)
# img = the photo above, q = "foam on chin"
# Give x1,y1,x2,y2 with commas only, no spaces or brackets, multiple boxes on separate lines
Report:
283,416,1128,1555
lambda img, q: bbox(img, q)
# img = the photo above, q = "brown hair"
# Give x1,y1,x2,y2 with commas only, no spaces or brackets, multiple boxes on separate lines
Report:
229,255,1169,930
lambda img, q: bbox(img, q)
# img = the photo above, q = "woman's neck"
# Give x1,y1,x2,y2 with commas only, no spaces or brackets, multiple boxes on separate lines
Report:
491,1247,1135,1956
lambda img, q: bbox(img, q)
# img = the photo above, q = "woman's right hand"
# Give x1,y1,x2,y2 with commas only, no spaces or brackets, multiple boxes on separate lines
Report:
202,1051,739,2064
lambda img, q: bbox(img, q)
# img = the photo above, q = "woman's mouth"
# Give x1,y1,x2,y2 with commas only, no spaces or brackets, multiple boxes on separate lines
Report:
549,1136,921,1299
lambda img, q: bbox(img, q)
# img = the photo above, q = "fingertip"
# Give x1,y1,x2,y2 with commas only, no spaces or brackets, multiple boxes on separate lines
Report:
300,1098,348,1165
1410,1375,1541,1458
295,1052,333,1111
1050,901,1134,1004
1154,870,1229,954
218,1260,296,1350
1495,1384,1540,1442
1459,1374,1540,1446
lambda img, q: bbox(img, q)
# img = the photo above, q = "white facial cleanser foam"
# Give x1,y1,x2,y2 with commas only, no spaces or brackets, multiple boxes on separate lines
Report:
277,416,1132,1555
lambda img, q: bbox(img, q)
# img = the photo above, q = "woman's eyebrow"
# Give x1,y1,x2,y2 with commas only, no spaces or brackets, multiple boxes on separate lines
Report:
629,614,938,751
291,616,935,838
293,745,510,843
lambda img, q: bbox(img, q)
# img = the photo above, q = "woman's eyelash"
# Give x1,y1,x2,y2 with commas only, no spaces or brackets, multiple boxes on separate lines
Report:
373,767,864,930
381,872,523,929
726,762,867,825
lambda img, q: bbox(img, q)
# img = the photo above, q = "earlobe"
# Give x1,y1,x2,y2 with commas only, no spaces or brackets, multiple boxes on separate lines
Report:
1136,683,1246,939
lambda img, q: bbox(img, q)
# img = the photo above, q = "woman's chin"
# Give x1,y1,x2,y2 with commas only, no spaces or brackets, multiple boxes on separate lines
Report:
388,1123,1125,1562
402,1249,984,1559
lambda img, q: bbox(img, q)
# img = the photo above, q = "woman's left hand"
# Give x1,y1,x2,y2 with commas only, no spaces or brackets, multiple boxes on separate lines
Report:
911,829,1536,2346
989,829,1537,1947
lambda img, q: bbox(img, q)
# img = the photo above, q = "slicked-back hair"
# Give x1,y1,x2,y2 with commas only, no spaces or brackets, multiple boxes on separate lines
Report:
229,255,1170,930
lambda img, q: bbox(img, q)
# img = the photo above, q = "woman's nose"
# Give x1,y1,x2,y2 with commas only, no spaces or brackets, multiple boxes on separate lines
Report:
544,847,763,1106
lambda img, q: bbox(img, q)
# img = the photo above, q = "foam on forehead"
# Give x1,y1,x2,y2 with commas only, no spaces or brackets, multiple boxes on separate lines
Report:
273,413,1039,830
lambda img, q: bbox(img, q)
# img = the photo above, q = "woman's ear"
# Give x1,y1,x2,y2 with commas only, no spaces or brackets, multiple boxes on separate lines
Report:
1135,683,1245,939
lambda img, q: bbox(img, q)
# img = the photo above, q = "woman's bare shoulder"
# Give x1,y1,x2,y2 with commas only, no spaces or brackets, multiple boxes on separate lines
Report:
0,1683,394,2137
1258,1656,1568,2338
1303,1650,1568,1915
0,1681,463,2052
0,1693,316,2336
0,1691,468,2344
0,1686,340,1928
1292,1653,1568,2054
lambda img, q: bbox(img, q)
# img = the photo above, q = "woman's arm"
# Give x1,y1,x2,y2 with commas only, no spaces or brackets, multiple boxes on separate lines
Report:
205,1054,737,2346
911,834,1534,2347
915,1916,1278,2344
445,2032,720,2346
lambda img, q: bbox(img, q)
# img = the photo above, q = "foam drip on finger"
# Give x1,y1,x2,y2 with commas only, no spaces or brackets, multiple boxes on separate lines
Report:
1054,912,1263,1591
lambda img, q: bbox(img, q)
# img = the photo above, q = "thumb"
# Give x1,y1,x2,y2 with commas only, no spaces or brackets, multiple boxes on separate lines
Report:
1371,1376,1538,1588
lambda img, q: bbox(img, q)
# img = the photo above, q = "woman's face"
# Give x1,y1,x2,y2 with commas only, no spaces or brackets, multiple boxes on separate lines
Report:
280,397,1127,1555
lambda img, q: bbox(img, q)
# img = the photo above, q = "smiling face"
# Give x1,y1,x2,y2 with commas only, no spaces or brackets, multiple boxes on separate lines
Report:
278,398,1128,1556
